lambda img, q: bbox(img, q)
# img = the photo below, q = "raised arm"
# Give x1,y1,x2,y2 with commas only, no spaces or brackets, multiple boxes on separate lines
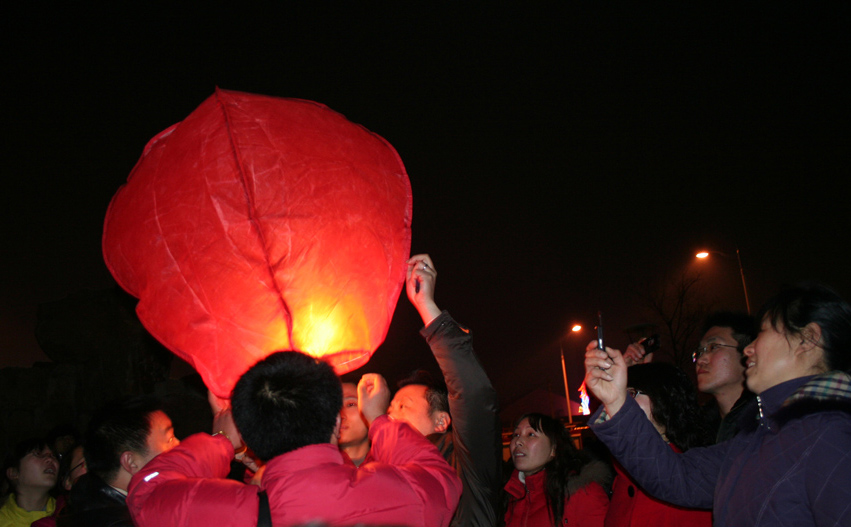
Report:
407,254,502,525
584,340,720,509
127,433,260,527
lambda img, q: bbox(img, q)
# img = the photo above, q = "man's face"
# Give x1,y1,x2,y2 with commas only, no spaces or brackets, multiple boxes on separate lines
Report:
387,384,438,436
137,410,179,468
339,383,369,447
695,326,746,395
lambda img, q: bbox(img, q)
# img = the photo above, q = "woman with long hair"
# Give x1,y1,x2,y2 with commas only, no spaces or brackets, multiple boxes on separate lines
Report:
604,363,713,526
585,282,851,526
504,412,610,527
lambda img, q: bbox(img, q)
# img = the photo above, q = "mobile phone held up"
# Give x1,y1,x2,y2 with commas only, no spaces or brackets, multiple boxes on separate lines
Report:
640,334,661,354
596,311,605,352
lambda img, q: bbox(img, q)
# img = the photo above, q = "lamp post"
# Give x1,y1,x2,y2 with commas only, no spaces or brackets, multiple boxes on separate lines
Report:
695,248,751,314
560,324,583,424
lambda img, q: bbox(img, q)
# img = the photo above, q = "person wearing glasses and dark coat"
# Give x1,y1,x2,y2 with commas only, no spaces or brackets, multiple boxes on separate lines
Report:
586,282,851,527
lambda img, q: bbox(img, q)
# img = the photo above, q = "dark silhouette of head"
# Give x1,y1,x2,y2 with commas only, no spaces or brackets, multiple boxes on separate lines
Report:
627,363,714,451
231,351,343,462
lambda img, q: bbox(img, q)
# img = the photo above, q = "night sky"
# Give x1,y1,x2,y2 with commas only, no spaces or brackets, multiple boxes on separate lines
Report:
3,4,850,410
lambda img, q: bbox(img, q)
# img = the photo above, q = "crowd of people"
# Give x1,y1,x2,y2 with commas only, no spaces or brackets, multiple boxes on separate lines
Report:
3,254,850,527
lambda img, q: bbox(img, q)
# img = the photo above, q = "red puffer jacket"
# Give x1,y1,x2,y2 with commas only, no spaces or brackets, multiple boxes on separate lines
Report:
127,415,461,527
604,444,712,527
504,461,610,527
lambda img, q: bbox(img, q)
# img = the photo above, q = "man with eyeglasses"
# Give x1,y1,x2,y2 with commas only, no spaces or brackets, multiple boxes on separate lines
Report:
692,312,756,442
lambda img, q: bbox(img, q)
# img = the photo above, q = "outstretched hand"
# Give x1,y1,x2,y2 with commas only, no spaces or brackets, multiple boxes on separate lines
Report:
358,373,391,426
208,390,245,453
406,254,441,326
583,340,629,417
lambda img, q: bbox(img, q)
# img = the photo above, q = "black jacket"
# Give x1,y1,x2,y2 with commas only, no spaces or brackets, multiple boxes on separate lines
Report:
422,311,503,527
58,473,134,527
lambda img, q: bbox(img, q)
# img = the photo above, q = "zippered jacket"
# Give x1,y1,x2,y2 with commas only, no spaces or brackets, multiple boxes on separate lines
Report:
127,415,462,527
590,371,851,526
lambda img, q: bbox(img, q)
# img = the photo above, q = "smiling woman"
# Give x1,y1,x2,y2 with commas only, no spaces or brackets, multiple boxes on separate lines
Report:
584,282,851,527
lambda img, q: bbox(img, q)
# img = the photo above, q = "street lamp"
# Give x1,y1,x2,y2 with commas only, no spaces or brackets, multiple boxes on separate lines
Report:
560,324,585,424
695,248,751,314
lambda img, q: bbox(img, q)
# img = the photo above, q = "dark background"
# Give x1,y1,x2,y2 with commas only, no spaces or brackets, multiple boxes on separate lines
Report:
3,4,849,429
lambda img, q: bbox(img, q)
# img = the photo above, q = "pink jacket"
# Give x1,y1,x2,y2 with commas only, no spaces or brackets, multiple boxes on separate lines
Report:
127,415,461,527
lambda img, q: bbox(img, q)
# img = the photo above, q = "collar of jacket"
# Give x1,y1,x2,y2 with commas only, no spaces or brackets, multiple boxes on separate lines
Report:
566,459,612,495
505,468,546,498
505,458,612,499
785,370,851,405
754,376,813,431
262,443,344,485
753,371,851,431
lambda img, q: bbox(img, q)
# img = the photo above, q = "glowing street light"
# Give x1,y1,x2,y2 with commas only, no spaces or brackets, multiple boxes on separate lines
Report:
561,322,586,424
695,248,751,314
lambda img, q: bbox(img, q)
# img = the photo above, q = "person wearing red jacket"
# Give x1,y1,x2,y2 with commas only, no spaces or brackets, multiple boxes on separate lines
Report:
504,413,610,527
127,351,462,527
603,363,713,527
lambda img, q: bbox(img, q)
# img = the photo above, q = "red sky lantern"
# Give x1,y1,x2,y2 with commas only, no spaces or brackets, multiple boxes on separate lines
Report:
103,89,412,398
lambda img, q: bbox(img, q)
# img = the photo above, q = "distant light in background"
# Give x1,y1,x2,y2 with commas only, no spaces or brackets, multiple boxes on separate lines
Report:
694,248,751,314
562,322,585,423
578,381,590,415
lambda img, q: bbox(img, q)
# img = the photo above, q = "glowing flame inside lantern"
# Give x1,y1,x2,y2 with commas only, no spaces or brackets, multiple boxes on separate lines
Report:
579,381,591,415
295,297,370,357
102,89,412,398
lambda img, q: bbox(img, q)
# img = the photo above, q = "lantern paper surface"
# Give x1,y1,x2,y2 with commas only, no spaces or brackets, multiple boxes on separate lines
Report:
103,89,412,398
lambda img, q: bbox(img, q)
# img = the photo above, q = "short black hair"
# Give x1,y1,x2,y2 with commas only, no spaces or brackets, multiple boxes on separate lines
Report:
759,282,851,373
3,438,52,491
702,311,756,353
397,369,449,416
231,351,342,462
84,396,163,483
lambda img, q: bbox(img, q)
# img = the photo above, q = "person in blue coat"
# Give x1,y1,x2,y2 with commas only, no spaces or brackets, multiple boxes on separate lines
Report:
584,282,851,527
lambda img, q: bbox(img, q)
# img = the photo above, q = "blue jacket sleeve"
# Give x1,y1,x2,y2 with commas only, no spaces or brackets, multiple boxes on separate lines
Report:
590,397,724,509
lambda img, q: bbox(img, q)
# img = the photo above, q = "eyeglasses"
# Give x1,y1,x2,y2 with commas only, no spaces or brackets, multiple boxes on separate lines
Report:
692,342,739,363
626,387,645,398
28,450,58,462
69,459,86,475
